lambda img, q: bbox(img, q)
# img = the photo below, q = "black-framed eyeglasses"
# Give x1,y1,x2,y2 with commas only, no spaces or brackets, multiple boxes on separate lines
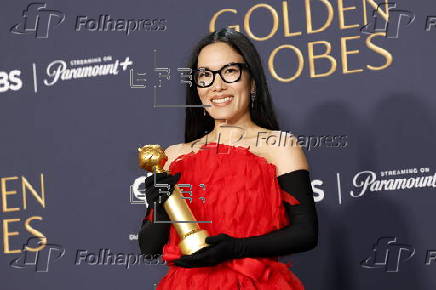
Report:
193,62,249,88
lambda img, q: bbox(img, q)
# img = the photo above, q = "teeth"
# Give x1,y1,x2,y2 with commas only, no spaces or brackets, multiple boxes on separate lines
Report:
211,96,233,104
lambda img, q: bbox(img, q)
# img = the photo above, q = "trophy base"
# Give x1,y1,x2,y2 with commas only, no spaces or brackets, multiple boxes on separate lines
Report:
179,229,209,255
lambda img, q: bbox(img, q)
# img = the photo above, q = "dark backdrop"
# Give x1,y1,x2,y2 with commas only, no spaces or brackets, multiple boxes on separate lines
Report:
1,1,435,289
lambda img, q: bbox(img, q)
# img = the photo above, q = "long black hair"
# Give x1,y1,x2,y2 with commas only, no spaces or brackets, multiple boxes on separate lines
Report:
184,28,280,143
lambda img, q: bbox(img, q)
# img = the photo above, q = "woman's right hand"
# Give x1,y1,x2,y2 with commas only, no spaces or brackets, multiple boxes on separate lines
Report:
144,172,181,209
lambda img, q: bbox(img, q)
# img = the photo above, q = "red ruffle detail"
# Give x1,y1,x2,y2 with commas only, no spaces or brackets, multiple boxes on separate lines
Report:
156,142,304,290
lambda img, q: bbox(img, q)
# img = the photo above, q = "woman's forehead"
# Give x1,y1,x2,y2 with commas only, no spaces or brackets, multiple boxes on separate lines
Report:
197,43,244,69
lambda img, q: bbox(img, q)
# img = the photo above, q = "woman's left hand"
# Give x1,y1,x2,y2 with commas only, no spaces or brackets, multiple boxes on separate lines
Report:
173,233,241,268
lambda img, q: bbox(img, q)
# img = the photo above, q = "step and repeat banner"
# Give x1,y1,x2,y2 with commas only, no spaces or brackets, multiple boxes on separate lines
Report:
1,0,435,289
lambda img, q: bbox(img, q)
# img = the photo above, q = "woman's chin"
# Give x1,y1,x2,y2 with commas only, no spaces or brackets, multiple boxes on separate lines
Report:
209,111,236,121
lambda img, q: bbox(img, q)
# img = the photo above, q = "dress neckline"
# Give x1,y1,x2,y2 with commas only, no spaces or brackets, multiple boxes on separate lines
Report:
169,142,277,172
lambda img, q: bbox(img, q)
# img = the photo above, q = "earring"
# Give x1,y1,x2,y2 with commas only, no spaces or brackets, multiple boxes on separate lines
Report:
250,91,256,109
203,108,206,116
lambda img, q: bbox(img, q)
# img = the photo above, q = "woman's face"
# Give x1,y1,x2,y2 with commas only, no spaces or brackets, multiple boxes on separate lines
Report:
196,42,254,122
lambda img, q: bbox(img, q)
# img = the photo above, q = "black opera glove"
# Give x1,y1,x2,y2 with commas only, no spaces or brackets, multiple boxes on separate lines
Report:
143,171,181,220
173,234,242,268
173,169,318,268
138,172,181,256
144,172,181,209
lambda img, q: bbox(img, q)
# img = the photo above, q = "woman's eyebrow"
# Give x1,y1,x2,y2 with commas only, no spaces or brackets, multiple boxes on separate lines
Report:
197,62,236,70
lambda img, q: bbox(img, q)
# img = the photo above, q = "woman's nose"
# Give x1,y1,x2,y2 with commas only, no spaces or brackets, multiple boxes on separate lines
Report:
211,72,225,90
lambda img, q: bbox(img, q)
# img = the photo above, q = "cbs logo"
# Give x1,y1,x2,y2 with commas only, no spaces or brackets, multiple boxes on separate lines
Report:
0,70,23,93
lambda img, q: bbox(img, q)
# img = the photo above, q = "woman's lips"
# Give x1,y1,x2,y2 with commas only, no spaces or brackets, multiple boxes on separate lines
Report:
210,96,234,107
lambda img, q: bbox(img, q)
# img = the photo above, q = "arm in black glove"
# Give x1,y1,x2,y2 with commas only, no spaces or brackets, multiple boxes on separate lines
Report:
173,169,318,268
138,172,181,256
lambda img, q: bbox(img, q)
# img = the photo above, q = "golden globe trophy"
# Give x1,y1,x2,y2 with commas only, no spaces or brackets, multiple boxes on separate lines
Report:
138,144,210,255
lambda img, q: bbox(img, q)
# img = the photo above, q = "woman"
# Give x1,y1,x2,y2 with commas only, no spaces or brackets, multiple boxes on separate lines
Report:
138,28,318,289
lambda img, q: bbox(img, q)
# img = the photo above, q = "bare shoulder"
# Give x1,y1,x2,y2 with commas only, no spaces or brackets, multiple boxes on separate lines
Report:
163,140,200,171
164,143,182,158
163,143,185,171
261,130,309,176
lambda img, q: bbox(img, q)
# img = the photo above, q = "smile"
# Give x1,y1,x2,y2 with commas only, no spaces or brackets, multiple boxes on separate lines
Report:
211,96,234,106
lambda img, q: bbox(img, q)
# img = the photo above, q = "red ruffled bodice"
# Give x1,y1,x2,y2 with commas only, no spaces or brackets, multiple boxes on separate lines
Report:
155,142,304,290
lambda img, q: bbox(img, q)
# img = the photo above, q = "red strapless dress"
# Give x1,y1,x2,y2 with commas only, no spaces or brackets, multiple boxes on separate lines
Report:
155,142,304,290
